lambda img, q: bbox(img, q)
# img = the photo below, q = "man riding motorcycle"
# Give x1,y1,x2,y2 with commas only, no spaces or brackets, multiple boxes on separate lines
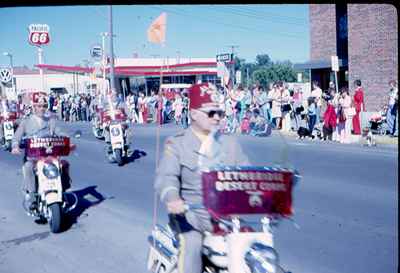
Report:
11,91,72,210
0,93,11,146
102,90,129,154
154,83,250,273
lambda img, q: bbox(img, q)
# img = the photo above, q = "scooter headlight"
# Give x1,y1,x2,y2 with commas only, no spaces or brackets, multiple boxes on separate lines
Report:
42,162,60,179
244,243,279,273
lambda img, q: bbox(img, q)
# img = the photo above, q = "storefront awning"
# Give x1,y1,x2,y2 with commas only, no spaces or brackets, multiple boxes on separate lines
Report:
35,63,217,77
294,59,348,70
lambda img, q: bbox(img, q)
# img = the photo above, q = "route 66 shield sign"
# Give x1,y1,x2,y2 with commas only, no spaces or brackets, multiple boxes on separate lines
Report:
0,68,12,84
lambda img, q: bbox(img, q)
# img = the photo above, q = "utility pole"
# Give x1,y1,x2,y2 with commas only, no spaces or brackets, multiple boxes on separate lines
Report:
38,47,45,91
246,68,250,88
100,32,109,93
109,5,116,93
227,45,239,88
3,52,15,96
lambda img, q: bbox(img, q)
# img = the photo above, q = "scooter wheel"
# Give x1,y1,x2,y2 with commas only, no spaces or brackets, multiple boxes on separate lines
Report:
48,203,62,233
115,148,124,166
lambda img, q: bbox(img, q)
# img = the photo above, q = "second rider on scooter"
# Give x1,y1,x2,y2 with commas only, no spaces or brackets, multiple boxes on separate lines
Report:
154,83,250,273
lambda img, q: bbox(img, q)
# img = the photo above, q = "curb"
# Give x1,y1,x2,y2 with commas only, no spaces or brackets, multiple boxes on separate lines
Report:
277,130,398,146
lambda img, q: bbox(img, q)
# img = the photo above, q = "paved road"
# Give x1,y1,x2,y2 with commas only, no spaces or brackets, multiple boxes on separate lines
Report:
0,122,397,273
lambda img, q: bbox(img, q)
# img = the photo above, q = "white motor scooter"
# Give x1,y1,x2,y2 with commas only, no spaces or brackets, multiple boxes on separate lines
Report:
22,135,78,233
148,166,300,273
1,109,17,151
103,108,130,166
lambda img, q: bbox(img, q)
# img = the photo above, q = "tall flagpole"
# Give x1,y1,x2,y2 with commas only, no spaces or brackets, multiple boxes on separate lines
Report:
150,11,167,238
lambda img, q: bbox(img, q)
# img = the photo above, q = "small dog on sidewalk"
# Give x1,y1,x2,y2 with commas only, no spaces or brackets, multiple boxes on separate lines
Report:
362,127,376,146
297,126,323,140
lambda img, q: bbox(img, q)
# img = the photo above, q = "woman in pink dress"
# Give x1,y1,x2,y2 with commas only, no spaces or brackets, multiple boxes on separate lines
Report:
352,79,365,135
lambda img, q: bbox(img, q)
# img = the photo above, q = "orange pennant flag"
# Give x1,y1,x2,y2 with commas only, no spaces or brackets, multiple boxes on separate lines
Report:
147,12,167,45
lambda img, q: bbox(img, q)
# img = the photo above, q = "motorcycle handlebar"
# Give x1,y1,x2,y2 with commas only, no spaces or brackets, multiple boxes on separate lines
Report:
183,203,282,230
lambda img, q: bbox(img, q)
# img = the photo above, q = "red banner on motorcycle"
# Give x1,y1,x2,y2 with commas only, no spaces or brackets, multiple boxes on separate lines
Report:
26,136,71,158
0,110,17,122
202,166,294,217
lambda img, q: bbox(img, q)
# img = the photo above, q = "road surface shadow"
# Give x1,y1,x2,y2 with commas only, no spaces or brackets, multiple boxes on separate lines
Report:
1,231,50,248
124,149,147,165
61,185,107,232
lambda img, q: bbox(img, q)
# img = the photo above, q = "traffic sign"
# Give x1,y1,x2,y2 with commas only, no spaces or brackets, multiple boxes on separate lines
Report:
0,68,12,83
331,55,339,72
297,73,302,83
216,53,233,63
91,44,103,60
28,24,50,46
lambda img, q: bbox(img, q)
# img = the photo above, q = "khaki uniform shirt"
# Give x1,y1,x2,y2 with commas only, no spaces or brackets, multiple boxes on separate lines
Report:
154,128,250,231
12,114,64,149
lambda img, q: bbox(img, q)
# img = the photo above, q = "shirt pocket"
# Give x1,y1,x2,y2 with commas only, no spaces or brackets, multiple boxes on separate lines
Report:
181,152,199,172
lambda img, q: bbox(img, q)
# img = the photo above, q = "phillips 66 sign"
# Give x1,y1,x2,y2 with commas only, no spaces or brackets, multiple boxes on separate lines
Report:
28,24,50,46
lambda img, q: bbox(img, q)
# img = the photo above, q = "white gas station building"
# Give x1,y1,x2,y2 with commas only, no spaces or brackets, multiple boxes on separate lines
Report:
1,57,220,100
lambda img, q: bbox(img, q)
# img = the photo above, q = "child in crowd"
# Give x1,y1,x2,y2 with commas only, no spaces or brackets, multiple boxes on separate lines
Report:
240,110,252,134
250,109,267,136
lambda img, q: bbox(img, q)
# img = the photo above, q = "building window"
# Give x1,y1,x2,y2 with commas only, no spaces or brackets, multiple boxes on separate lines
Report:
201,74,218,84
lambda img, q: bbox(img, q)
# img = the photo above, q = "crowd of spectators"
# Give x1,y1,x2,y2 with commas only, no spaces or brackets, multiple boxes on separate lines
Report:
9,78,396,144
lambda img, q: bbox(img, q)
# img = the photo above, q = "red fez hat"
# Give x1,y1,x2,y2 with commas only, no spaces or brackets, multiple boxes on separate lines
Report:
31,92,48,105
188,83,223,110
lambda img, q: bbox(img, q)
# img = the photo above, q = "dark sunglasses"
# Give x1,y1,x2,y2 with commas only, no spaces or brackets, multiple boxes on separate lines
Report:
200,109,225,118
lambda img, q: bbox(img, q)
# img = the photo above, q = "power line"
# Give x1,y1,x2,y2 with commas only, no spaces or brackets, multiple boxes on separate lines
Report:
208,5,308,27
229,5,307,23
169,5,307,35
151,6,305,39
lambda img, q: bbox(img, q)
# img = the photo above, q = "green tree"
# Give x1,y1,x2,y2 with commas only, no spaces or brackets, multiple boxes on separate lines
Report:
252,69,271,89
233,56,245,71
270,61,297,82
231,54,298,88
256,54,272,67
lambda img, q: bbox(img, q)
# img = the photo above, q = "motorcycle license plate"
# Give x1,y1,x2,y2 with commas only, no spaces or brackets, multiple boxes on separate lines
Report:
3,121,14,140
110,123,124,146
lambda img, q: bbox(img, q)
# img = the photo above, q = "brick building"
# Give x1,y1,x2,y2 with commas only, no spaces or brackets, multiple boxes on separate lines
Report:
295,4,398,111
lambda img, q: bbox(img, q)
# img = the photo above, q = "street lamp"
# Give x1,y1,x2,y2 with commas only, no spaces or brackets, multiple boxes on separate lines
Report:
3,52,15,94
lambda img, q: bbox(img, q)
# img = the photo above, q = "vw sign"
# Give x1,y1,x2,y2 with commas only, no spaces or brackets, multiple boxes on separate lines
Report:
0,68,12,84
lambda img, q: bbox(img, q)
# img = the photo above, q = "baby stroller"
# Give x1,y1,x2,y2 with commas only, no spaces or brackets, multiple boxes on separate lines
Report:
368,110,389,135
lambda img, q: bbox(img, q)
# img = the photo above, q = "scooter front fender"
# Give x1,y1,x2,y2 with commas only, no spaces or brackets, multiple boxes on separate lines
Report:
45,191,62,205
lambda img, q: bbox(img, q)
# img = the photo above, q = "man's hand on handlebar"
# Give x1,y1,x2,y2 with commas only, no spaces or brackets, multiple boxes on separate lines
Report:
166,198,186,214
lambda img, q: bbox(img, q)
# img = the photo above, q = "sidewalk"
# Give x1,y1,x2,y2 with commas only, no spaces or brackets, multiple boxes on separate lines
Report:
278,130,398,146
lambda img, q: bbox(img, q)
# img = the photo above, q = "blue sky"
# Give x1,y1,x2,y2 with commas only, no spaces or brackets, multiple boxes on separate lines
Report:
0,4,310,69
